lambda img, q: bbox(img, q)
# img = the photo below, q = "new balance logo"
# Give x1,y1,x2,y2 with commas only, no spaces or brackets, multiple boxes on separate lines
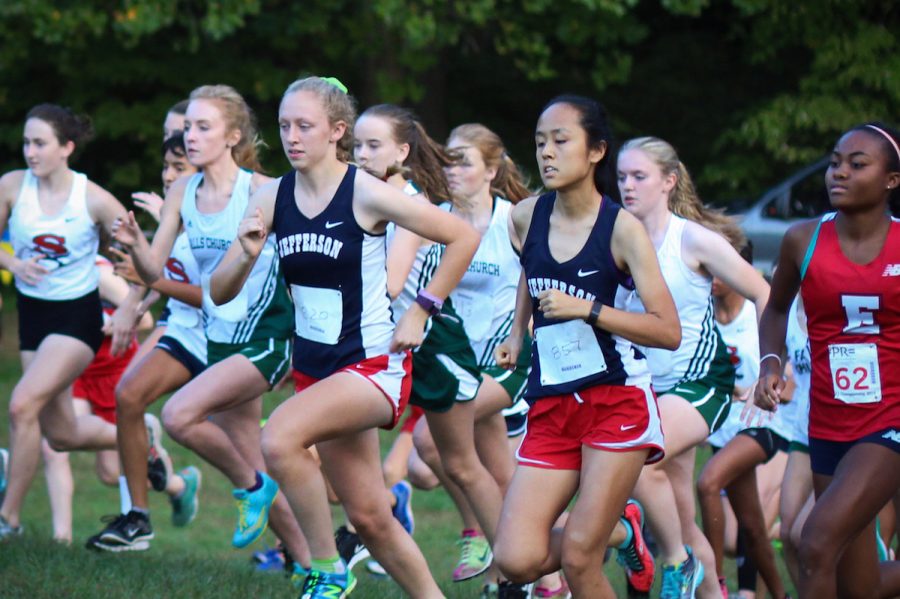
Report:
883,430,900,444
883,264,900,277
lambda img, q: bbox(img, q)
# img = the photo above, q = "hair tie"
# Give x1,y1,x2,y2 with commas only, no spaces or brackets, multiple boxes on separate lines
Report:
322,76,348,94
864,124,900,164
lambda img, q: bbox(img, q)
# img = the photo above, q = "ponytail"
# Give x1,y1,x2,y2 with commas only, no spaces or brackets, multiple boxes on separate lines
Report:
448,123,532,203
360,104,455,202
621,137,745,250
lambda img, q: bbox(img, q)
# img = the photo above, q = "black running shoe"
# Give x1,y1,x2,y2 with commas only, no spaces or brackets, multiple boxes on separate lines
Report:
86,511,153,552
335,525,369,570
497,581,529,598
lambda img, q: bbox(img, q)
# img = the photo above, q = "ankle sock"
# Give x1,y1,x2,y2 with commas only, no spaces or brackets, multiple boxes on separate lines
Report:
118,476,133,514
246,471,263,493
312,555,346,574
616,517,634,550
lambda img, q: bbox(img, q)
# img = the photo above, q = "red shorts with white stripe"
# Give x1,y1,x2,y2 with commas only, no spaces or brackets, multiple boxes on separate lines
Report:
517,383,665,470
292,351,412,430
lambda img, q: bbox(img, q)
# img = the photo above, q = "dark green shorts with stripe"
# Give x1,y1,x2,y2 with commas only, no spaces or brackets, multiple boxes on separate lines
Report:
207,337,292,389
410,311,482,413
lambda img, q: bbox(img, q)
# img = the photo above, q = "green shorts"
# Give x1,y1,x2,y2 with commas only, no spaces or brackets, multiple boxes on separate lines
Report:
788,440,810,454
661,379,731,435
482,335,532,406
207,338,292,388
410,313,482,413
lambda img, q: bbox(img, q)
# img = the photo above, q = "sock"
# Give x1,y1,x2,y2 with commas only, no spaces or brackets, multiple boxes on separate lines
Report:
246,471,263,493
462,528,480,538
118,476,133,514
131,506,150,517
616,518,634,550
312,556,346,574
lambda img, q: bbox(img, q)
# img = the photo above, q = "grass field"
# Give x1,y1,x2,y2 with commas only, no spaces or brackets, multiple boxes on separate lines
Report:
0,285,793,598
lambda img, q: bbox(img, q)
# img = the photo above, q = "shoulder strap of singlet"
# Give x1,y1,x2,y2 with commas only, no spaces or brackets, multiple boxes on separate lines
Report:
16,170,37,205
521,192,554,252
800,212,835,281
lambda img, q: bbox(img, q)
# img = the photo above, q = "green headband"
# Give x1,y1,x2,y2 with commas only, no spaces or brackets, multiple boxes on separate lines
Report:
322,76,348,94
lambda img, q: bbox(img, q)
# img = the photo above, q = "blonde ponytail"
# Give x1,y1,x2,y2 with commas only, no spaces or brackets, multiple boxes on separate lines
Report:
622,137,746,250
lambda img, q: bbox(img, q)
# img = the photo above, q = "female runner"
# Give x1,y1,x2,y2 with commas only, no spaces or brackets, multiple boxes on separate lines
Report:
755,122,900,598
211,77,479,598
492,95,679,598
108,85,310,569
618,136,769,598
0,103,127,538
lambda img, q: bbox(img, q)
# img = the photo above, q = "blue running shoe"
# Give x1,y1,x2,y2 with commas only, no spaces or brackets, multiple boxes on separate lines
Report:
0,448,8,505
300,568,357,599
660,545,704,599
391,480,414,534
232,471,278,548
291,562,309,587
253,546,287,572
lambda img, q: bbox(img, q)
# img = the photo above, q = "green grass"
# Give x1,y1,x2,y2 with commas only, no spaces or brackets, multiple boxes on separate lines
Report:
0,284,792,597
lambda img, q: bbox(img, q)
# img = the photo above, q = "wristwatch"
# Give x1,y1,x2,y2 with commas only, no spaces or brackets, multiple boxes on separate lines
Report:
414,289,444,317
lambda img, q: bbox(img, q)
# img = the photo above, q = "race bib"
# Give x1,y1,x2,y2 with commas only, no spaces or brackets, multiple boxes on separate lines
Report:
201,274,248,323
536,319,607,386
452,289,493,341
292,284,342,345
828,343,881,404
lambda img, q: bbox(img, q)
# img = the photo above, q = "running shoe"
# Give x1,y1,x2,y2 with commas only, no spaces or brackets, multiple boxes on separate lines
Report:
291,562,309,587
660,545,704,599
253,546,287,573
481,583,499,599
365,559,387,577
299,568,357,599
335,524,370,570
145,413,173,492
876,518,889,562
616,499,655,593
0,514,23,540
453,529,492,581
497,581,529,598
232,471,278,548
532,577,571,598
391,480,414,534
718,576,728,599
0,447,8,504
87,511,153,552
170,466,201,527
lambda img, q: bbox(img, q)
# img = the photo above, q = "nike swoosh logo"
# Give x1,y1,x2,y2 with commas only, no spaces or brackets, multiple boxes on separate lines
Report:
620,424,637,431
125,526,141,537
577,269,600,277
325,221,343,229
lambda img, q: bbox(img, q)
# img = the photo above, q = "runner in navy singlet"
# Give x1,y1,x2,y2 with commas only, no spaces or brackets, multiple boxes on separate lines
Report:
490,95,680,598
211,77,479,598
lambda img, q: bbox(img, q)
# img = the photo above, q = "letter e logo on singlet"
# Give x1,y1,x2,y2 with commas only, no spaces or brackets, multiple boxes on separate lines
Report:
841,295,880,334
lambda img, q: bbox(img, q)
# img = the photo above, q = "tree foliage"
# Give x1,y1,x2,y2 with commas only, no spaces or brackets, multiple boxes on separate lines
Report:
0,0,896,207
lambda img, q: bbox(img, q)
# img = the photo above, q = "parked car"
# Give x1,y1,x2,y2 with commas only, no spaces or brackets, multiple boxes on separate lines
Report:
734,157,830,274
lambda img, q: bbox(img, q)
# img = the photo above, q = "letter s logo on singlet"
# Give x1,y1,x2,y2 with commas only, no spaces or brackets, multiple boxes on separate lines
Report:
165,258,189,283
841,295,880,334
31,234,70,268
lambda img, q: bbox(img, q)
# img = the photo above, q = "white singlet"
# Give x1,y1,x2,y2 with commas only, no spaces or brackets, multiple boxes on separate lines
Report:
9,170,99,299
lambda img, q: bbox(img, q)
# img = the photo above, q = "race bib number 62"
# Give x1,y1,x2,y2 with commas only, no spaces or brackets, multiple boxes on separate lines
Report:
828,343,881,404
